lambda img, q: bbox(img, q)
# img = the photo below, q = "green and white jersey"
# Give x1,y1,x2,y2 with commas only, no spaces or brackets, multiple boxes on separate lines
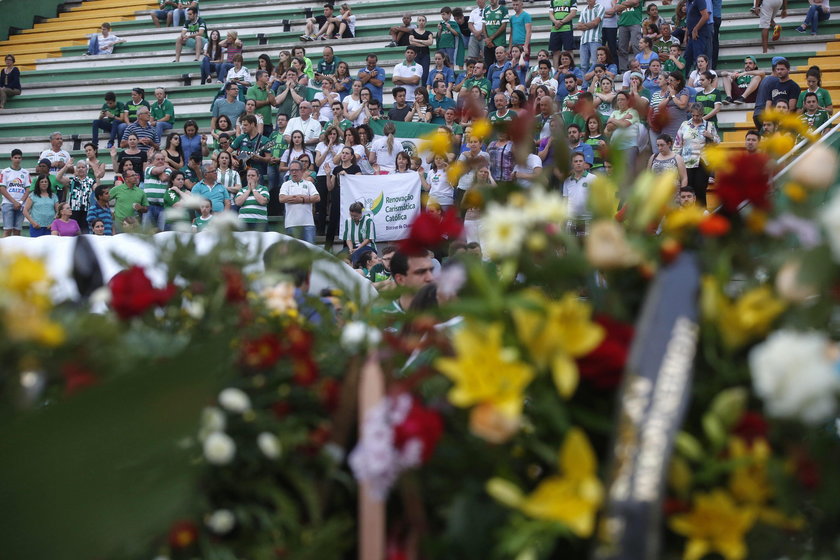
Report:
801,109,830,131
100,101,126,123
579,4,605,45
193,214,213,232
238,185,270,223
618,0,644,26
694,87,723,125
437,19,457,49
482,4,509,46
143,166,171,204
124,99,151,123
489,110,516,123
342,214,376,248
550,0,574,32
184,17,207,36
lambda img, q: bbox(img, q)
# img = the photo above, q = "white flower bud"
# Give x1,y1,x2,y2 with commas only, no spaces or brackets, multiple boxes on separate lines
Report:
205,509,236,534
218,388,251,413
257,432,282,459
203,432,236,465
340,321,382,352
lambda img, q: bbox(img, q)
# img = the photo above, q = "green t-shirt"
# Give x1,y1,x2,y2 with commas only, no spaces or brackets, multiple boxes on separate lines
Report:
482,4,509,46
110,184,149,223
489,110,516,123
801,109,830,131
695,88,723,125
654,38,678,56
124,99,151,123
618,0,645,27
323,119,355,132
150,99,175,127
193,214,213,231
550,0,575,33
30,174,62,193
437,19,457,49
662,56,685,74
183,17,207,36
231,133,269,155
238,185,270,223
100,101,126,123
796,88,832,110
246,85,273,125
265,130,289,159
463,77,491,96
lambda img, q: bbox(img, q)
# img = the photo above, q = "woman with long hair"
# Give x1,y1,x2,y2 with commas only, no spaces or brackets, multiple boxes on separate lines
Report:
584,115,607,171
56,160,97,233
280,130,307,176
163,171,191,230
23,174,59,237
502,68,526,100
797,66,833,113
509,44,528,84
236,98,264,136
635,37,659,71
314,125,342,235
210,114,234,152
181,119,204,163
334,61,353,100
660,71,691,140
0,54,21,109
420,154,455,211
343,79,364,123
110,133,146,176
509,89,528,116
407,87,433,123
687,55,717,89
487,131,514,182
200,29,224,85
163,132,185,169
426,50,455,92
257,54,275,85
325,146,362,250
605,91,641,175
83,142,106,181
409,15,434,83
369,121,399,173
594,77,617,124
216,150,242,203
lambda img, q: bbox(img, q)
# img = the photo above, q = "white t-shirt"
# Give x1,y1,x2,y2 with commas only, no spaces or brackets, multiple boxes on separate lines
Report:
369,136,398,172
0,168,31,204
427,169,454,206
345,14,357,35
597,0,618,27
468,6,485,34
531,76,559,95
315,91,339,121
687,69,717,89
393,62,424,99
279,179,319,227
512,154,543,188
315,141,341,176
95,33,122,54
285,116,322,152
39,149,71,173
344,96,366,127
456,150,490,190
334,143,367,165
563,172,595,219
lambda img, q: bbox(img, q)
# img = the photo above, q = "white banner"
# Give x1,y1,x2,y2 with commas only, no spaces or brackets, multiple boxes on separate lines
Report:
339,172,422,242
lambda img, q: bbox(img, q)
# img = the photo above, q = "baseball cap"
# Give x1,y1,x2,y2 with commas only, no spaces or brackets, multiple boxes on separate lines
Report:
745,55,757,65
771,56,787,66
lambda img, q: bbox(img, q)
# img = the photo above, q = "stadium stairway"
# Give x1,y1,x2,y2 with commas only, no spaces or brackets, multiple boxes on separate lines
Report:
1,0,839,178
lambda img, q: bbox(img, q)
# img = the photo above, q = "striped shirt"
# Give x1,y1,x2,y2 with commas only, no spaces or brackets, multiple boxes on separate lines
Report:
342,214,376,249
87,202,114,235
121,122,159,153
238,185,270,223
217,168,242,197
143,166,171,205
579,4,605,45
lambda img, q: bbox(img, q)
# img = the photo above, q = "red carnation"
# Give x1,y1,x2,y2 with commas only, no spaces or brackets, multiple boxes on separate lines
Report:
577,315,634,390
732,411,769,444
240,333,284,370
222,265,247,303
168,520,199,549
285,325,313,359
293,356,319,387
393,397,444,463
109,266,176,320
714,151,773,212
399,208,463,256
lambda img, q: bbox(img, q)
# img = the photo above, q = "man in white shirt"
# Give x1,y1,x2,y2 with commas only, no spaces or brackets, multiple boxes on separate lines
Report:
39,132,71,174
279,160,320,243
467,0,487,60
0,149,31,236
511,150,543,188
283,101,322,154
563,152,595,232
392,47,424,100
529,60,559,96
86,22,126,55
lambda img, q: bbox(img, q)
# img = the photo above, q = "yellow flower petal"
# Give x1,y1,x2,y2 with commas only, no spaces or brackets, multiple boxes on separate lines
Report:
551,353,579,399
486,477,525,508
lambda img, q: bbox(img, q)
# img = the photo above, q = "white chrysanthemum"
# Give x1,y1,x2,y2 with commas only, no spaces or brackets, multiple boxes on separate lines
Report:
340,321,382,352
481,203,527,259
749,330,840,424
203,432,236,465
218,388,251,413
820,190,840,262
523,189,568,224
257,432,282,459
205,509,236,534
262,282,298,315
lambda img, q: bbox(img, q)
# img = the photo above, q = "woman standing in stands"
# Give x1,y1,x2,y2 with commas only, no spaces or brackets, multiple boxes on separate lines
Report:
410,16,435,83
200,29,224,85
334,61,353,101
315,126,342,235
406,87,433,123
0,54,21,110
325,146,362,251
163,132,185,169
216,151,242,205
110,134,147,177
23,175,59,238
674,103,718,207
180,119,205,163
55,160,97,234
369,122,400,173
83,143,106,181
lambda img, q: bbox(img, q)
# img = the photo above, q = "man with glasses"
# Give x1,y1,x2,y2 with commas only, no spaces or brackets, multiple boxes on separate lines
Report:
278,160,320,243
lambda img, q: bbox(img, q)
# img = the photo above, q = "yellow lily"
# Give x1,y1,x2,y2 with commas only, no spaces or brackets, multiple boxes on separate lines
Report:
669,489,757,560
727,437,772,506
512,291,604,398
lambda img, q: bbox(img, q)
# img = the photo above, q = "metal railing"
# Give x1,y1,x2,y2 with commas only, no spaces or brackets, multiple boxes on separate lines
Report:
774,109,840,180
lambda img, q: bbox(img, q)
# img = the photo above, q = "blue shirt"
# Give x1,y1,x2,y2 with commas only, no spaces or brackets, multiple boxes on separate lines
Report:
180,133,203,163
87,202,114,235
429,94,457,124
509,10,532,45
357,66,386,102
192,181,231,212
571,141,595,166
426,65,456,89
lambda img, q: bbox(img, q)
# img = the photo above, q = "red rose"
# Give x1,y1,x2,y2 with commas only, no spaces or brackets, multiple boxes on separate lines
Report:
714,151,773,212
240,333,284,370
222,265,247,303
577,315,634,390
732,411,768,444
399,209,464,256
109,266,176,320
393,397,444,463
168,520,198,549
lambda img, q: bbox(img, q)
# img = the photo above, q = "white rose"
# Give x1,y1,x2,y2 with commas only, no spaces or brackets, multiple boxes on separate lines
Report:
218,388,251,413
205,509,236,535
749,330,840,424
820,190,840,262
340,321,382,352
203,432,236,465
585,220,642,269
789,144,839,190
257,432,282,459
